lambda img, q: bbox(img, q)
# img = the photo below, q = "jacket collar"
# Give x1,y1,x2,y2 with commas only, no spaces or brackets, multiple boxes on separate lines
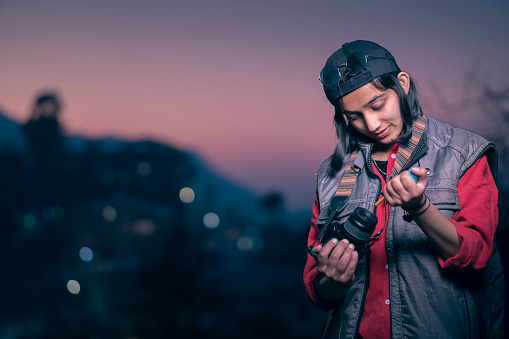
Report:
354,115,429,176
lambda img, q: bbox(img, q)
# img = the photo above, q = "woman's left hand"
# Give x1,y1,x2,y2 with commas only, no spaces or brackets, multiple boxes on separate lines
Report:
383,167,428,208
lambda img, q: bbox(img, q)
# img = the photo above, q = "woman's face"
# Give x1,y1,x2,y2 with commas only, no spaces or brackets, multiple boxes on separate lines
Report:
340,72,409,145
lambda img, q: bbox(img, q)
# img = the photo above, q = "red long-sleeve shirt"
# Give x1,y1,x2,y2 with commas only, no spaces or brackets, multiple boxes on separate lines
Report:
303,152,498,338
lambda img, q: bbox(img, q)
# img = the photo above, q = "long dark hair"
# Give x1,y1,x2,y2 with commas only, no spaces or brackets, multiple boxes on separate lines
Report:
330,71,422,172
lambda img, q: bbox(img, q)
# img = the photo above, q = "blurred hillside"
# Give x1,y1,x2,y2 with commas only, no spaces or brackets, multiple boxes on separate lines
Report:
0,110,322,338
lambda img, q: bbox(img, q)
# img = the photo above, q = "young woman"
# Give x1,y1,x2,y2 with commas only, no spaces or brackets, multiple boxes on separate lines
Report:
303,40,504,338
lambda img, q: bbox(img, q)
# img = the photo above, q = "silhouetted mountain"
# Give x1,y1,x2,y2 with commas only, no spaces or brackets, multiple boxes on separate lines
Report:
0,110,322,338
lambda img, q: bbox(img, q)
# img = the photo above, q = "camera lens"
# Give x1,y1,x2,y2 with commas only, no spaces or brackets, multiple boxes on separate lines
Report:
338,207,377,255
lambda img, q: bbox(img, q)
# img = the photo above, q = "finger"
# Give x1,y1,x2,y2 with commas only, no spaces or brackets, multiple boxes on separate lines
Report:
327,239,349,268
312,244,322,252
335,243,355,273
399,169,427,205
401,175,426,204
409,167,426,181
383,182,402,206
343,251,359,280
390,175,410,197
401,170,419,188
391,175,419,205
317,238,338,264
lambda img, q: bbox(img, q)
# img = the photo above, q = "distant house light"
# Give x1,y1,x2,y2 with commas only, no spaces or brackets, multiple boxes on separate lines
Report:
179,187,195,203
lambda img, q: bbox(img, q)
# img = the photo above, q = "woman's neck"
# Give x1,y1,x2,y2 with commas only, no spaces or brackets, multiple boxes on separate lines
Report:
371,143,394,161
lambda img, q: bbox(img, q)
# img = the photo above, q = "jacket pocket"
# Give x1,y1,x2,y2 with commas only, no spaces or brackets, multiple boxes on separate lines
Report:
403,187,459,246
425,186,459,219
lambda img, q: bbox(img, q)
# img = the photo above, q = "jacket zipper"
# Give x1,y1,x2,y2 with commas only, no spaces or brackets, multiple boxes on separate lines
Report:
354,249,370,339
366,144,383,214
472,291,487,338
352,144,379,339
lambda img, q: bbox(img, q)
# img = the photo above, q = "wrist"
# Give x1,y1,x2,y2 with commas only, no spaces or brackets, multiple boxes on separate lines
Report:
402,194,427,211
314,273,352,301
403,195,431,222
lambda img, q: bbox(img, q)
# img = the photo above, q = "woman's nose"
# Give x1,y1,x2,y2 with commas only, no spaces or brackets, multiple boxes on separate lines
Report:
364,113,381,133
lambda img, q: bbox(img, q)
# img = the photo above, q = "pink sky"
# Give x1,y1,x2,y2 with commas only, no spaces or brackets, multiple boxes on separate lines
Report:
1,0,508,210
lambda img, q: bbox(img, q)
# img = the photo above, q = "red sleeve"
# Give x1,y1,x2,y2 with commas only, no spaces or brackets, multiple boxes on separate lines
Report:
303,193,335,310
436,155,498,269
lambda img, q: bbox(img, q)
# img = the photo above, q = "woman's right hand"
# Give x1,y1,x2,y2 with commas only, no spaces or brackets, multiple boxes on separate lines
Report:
312,238,359,301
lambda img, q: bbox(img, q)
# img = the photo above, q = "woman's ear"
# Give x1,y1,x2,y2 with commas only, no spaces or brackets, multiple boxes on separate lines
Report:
397,72,410,95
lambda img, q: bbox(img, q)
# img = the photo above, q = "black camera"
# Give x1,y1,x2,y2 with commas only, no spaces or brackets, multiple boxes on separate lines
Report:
320,207,378,258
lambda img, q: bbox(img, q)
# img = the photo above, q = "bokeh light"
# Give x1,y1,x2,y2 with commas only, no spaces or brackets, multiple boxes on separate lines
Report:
203,212,219,228
24,213,36,228
132,219,155,235
53,205,65,220
137,161,152,176
225,228,240,240
179,187,195,203
103,206,117,221
67,280,80,294
237,236,253,251
239,226,265,252
79,247,94,262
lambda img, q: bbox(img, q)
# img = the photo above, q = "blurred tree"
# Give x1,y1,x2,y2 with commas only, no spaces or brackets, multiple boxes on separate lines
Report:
431,67,509,169
260,192,285,214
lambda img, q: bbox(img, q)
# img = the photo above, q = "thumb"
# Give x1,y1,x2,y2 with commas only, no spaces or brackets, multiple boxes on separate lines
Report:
409,167,428,186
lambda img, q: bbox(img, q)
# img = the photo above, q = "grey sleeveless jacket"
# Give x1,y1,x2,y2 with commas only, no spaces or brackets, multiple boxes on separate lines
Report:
315,117,504,338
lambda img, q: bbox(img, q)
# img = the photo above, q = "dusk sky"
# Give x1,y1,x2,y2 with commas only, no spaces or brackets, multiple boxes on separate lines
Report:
1,0,508,211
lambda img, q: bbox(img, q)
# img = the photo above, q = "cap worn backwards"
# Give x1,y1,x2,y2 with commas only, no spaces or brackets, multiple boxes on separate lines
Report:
321,40,401,105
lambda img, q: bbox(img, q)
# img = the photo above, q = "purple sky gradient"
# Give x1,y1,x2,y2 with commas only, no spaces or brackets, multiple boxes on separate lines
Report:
1,0,508,210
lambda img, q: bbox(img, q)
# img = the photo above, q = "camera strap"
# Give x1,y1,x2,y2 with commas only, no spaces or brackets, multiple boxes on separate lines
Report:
307,150,360,257
388,114,427,180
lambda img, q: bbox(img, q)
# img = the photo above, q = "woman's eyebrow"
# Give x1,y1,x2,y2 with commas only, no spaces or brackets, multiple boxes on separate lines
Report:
343,94,386,114
364,94,385,107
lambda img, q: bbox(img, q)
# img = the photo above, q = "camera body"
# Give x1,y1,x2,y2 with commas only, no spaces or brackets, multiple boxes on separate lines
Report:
320,207,377,258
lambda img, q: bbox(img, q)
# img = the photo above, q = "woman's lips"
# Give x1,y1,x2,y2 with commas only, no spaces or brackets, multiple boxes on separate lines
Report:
374,127,389,139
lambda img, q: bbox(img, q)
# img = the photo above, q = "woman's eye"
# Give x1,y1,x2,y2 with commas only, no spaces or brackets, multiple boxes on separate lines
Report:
347,115,359,121
372,103,385,111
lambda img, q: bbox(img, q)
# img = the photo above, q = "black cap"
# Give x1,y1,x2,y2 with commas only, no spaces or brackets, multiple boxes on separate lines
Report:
322,40,400,105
